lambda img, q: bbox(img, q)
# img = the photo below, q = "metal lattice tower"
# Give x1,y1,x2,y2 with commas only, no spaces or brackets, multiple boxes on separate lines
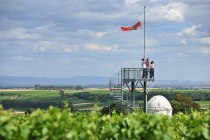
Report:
109,68,154,113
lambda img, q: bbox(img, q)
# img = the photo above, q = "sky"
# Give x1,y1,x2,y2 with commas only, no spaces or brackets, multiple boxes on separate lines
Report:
0,0,210,81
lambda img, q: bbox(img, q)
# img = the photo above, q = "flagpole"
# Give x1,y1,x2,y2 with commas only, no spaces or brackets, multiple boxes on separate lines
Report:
144,6,145,59
143,5,147,113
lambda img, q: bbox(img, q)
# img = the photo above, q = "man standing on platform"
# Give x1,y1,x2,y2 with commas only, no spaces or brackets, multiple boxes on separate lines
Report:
150,61,155,79
141,58,147,78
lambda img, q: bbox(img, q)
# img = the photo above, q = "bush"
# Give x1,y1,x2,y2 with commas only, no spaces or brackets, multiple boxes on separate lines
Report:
171,95,200,114
101,101,129,115
0,106,209,140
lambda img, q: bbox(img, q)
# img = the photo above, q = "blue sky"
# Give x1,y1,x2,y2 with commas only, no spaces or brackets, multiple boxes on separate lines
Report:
0,0,210,81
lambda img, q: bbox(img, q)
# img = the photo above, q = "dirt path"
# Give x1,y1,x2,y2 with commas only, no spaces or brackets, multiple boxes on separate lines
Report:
73,102,94,106
0,88,34,92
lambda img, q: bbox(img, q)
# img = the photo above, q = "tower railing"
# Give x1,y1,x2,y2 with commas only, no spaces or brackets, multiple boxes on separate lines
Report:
122,68,154,82
122,68,142,82
109,71,122,90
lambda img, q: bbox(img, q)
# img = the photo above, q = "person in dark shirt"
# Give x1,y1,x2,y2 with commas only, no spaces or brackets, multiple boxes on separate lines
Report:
150,61,155,79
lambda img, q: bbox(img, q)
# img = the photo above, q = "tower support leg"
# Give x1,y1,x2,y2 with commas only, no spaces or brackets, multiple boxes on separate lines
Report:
143,81,147,113
131,81,135,108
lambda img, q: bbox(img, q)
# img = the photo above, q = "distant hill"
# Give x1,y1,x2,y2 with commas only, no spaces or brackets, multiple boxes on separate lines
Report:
0,76,109,87
0,76,209,88
153,80,210,88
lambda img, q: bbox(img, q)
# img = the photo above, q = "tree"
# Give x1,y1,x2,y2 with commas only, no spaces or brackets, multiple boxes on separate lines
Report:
75,85,83,90
171,94,200,114
57,90,65,97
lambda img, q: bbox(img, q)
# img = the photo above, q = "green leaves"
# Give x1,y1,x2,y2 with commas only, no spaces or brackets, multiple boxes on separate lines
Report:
0,106,209,140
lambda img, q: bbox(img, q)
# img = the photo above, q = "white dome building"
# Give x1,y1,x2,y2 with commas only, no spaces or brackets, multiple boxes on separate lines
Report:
147,95,173,116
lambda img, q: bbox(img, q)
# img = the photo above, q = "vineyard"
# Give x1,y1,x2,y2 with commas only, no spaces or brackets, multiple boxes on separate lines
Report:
0,106,209,140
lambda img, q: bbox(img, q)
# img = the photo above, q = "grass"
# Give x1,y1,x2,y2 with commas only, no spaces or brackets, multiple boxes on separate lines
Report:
63,88,110,95
84,89,109,94
68,89,110,94
196,101,210,109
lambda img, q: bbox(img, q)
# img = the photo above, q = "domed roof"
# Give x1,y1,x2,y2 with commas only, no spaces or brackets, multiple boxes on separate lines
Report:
147,95,172,116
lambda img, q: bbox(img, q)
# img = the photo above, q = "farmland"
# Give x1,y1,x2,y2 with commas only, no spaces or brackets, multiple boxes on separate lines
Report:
0,89,110,111
0,88,210,111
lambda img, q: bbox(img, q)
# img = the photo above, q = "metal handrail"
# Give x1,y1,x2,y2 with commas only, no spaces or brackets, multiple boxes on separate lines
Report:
110,68,154,90
122,68,143,81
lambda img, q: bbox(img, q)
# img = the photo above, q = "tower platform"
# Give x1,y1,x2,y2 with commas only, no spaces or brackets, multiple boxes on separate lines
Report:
109,68,154,113
109,68,154,90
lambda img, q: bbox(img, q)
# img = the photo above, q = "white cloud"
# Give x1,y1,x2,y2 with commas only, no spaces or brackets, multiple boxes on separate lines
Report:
146,38,158,47
125,0,140,6
201,47,210,55
199,37,210,45
148,2,188,22
84,43,118,52
0,27,40,39
138,38,158,47
92,32,106,39
181,39,187,45
32,41,52,52
32,41,79,53
75,10,128,23
33,46,46,52
34,24,52,32
176,25,201,37
176,53,188,57
13,56,34,61
78,29,106,39
63,46,79,53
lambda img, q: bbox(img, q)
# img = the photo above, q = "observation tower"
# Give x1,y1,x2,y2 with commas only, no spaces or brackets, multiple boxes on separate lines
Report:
109,6,154,113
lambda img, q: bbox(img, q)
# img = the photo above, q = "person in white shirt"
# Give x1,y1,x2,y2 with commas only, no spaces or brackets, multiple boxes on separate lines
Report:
150,61,155,79
141,58,147,78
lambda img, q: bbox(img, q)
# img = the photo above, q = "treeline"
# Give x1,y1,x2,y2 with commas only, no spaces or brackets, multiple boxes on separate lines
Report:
0,100,75,111
144,90,210,101
0,92,27,97
69,90,210,102
121,90,210,101
70,92,110,102
34,84,83,90
63,92,109,102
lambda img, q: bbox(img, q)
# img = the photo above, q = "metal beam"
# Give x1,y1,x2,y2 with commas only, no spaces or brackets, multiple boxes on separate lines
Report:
131,81,135,108
143,81,147,113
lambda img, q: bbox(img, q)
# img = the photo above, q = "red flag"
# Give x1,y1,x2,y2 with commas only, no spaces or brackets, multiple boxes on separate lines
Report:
121,21,141,31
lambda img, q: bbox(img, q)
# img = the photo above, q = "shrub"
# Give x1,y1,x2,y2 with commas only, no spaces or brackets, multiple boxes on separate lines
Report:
171,95,200,114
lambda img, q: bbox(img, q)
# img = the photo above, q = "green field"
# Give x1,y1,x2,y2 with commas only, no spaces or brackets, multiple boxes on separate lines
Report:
0,89,210,111
0,89,110,111
196,101,210,109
